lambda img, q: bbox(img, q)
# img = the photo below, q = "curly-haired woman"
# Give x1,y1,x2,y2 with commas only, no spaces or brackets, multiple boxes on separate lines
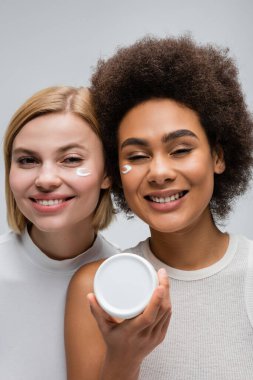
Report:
65,36,253,380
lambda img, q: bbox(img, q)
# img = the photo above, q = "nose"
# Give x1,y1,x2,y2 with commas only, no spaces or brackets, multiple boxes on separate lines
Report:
146,155,176,185
35,164,62,191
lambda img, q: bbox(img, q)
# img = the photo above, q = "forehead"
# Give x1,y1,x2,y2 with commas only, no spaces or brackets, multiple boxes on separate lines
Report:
118,99,206,140
13,112,100,150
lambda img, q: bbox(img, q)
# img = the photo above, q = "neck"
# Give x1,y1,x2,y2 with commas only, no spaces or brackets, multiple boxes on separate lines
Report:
29,223,96,260
149,212,229,270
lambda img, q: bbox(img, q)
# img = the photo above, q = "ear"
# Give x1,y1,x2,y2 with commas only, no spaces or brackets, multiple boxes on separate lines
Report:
101,174,111,189
213,145,225,174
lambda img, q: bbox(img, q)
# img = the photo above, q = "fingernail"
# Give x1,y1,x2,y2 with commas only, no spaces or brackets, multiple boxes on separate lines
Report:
159,268,168,277
86,293,93,303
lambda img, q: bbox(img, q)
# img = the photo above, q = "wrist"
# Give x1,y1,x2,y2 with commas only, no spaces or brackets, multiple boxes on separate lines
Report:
100,352,140,380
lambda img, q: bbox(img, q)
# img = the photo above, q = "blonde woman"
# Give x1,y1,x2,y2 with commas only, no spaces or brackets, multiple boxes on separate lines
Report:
0,86,119,380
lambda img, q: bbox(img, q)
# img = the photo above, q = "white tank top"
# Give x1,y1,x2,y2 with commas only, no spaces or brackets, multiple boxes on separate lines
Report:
128,234,253,380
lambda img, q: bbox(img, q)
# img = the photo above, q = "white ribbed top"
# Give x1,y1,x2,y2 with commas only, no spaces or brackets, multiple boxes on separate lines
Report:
129,234,253,380
0,229,119,380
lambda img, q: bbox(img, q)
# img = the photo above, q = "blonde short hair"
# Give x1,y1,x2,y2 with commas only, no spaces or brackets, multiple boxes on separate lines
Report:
4,86,114,233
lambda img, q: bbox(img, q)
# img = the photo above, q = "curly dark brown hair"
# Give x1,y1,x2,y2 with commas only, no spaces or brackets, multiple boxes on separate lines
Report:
91,35,253,219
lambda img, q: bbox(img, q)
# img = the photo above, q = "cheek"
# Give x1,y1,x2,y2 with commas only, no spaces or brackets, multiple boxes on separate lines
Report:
121,164,133,175
183,156,214,185
9,168,17,194
70,172,105,193
120,167,138,190
183,158,215,208
76,167,92,177
74,157,105,183
120,167,146,205
9,167,30,197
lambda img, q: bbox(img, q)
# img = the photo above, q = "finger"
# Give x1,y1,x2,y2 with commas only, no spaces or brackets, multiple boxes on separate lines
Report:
130,285,165,332
87,293,117,333
157,268,170,303
160,309,171,336
149,309,171,348
156,268,171,314
135,269,171,334
157,267,169,285
150,268,171,327
152,304,172,337
149,268,172,337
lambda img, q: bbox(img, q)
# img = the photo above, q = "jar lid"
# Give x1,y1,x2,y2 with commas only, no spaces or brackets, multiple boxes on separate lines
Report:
94,253,158,319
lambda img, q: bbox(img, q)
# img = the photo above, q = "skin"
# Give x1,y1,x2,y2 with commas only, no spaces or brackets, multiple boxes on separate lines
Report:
65,98,228,379
10,112,110,260
119,99,228,269
65,263,171,380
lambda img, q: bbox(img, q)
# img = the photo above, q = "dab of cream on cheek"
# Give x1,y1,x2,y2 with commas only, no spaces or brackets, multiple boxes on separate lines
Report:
121,165,132,174
76,168,92,177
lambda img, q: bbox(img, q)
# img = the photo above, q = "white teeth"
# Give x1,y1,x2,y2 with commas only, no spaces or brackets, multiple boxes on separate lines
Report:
36,199,64,206
150,192,183,204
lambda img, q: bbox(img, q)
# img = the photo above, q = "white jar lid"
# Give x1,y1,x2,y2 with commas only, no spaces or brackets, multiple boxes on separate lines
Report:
94,253,158,319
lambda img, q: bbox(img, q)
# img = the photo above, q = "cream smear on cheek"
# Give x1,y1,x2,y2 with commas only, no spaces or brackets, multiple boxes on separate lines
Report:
121,165,132,174
76,168,92,177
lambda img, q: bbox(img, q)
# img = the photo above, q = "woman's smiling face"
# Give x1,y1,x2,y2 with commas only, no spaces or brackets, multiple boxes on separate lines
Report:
9,112,110,234
118,99,225,234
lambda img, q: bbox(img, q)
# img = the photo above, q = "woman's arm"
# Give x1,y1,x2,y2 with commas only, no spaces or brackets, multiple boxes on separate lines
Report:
65,260,106,380
65,264,171,380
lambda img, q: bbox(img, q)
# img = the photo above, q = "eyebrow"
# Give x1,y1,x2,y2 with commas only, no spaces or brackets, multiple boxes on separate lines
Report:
161,129,198,143
120,138,148,150
12,148,36,156
120,129,198,150
12,143,87,156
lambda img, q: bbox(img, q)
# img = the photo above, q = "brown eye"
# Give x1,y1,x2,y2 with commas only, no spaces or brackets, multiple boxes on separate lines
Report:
63,156,83,165
17,156,38,166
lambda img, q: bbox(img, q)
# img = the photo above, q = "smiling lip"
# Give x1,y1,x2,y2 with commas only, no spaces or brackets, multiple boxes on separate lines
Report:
144,190,188,210
29,195,75,213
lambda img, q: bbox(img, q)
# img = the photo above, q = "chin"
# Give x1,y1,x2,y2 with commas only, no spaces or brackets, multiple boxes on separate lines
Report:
31,221,67,233
146,216,190,235
150,225,180,234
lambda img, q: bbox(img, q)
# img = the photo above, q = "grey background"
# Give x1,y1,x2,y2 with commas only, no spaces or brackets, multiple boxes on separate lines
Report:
0,0,252,249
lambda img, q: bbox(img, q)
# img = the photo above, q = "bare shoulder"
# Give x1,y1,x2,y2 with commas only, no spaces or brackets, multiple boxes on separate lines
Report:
67,259,105,295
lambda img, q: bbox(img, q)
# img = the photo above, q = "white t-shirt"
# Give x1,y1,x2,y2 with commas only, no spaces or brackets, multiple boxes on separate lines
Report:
0,229,119,380
128,234,253,380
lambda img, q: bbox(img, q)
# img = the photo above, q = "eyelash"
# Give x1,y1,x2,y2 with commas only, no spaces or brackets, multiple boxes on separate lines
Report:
15,155,84,167
171,148,192,156
127,147,192,161
16,157,38,166
62,156,83,165
128,154,150,162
